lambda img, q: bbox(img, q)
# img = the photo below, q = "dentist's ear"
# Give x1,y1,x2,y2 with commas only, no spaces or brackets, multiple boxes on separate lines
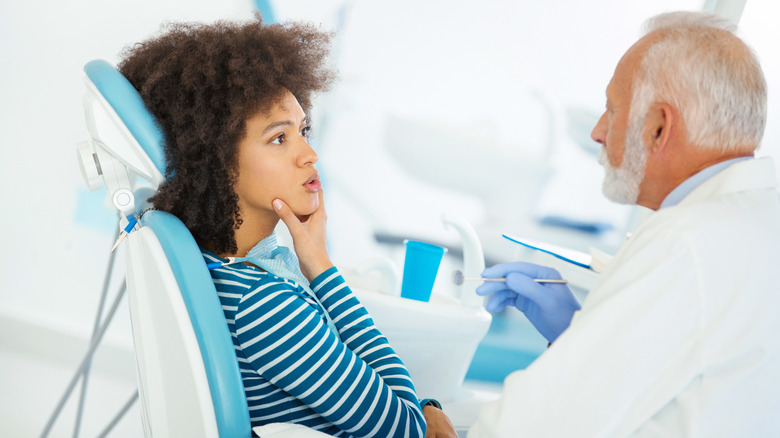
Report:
645,102,675,152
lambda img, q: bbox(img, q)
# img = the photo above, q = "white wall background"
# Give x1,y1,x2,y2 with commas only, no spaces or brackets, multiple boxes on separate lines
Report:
0,0,258,377
1,0,777,435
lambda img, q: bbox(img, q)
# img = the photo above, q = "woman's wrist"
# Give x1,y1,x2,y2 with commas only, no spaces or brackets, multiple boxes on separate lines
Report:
303,258,334,282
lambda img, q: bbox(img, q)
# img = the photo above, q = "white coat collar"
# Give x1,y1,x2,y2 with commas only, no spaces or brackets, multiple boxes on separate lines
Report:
676,156,777,207
630,157,776,232
622,157,777,248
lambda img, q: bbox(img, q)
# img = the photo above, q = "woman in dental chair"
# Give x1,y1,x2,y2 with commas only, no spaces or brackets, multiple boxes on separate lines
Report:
118,16,455,438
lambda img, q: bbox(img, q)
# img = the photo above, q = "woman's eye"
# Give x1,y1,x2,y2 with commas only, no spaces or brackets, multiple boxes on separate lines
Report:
271,133,285,145
300,125,312,139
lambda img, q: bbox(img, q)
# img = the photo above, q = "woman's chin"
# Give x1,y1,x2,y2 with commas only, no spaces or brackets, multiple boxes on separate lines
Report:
291,198,319,218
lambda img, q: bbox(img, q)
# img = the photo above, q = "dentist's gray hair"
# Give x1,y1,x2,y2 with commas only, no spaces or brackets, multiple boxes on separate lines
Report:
630,11,766,152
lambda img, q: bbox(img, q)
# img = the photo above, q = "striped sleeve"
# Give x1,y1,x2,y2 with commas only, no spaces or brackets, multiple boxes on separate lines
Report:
236,267,426,437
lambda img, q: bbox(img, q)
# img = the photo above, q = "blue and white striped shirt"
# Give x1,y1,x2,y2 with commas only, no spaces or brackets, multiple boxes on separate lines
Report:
202,250,426,437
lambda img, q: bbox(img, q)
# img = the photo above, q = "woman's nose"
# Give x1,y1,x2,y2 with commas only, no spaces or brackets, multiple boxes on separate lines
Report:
297,138,318,167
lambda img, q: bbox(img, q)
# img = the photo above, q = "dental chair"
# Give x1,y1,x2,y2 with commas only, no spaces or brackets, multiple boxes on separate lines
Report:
75,60,329,438
77,59,250,437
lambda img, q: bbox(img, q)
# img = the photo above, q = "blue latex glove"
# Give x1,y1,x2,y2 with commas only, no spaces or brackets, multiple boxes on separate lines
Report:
476,262,581,343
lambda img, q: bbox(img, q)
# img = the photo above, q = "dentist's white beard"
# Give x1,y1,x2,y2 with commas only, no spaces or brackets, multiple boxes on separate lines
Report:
598,120,649,205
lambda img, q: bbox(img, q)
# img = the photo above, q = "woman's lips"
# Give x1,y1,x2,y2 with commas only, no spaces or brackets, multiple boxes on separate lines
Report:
304,173,321,192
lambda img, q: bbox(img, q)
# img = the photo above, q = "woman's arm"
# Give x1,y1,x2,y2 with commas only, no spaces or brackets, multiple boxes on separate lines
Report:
236,274,426,437
312,269,457,438
312,268,423,406
268,192,453,436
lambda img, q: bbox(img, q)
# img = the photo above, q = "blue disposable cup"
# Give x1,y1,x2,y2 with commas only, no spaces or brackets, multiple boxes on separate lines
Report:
400,240,447,302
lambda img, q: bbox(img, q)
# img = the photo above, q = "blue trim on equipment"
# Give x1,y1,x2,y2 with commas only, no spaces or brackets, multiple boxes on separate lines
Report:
142,211,251,438
501,234,592,270
84,60,166,176
254,0,277,24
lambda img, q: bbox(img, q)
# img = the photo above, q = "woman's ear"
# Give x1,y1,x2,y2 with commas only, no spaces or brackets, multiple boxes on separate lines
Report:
644,102,674,153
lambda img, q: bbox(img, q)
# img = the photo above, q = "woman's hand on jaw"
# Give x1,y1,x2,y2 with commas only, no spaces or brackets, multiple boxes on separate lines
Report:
272,190,334,282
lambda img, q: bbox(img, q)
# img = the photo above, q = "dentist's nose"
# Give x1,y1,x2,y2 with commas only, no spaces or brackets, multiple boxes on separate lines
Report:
591,111,608,146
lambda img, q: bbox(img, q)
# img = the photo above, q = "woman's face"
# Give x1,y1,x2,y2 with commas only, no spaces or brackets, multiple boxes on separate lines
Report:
233,90,321,227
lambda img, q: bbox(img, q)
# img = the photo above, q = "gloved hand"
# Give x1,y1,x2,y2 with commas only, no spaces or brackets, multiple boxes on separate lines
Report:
476,262,581,343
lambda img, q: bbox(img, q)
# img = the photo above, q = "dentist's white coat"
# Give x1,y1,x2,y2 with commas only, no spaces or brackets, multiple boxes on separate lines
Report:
469,157,780,437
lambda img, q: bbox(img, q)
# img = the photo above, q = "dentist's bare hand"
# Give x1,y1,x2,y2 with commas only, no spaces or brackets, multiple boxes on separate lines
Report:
272,190,333,282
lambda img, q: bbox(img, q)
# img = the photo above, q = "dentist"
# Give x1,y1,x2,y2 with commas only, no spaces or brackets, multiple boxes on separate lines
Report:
470,11,780,437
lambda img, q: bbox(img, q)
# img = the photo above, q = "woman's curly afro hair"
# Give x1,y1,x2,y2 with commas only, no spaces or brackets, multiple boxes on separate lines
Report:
118,16,334,254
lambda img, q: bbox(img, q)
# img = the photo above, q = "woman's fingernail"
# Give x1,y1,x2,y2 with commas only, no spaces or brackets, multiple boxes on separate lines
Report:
273,199,282,210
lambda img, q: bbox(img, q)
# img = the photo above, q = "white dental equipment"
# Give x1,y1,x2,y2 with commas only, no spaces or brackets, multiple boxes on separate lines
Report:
342,213,493,403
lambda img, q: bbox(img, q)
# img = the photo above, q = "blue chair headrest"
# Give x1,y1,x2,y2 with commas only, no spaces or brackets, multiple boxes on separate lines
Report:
84,59,166,177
